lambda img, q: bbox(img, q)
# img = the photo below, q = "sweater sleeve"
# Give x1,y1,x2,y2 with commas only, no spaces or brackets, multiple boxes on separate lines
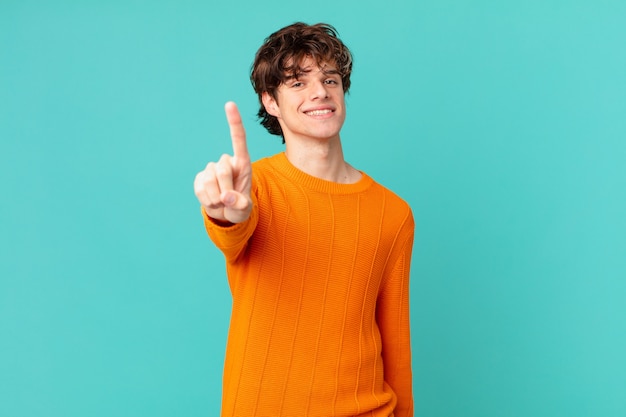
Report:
377,213,415,417
202,191,259,263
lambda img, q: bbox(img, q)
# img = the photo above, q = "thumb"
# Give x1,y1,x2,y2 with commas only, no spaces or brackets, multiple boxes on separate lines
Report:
221,190,253,224
221,190,249,210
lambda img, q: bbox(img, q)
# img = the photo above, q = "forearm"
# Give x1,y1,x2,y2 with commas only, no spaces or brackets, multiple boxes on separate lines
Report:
378,233,415,416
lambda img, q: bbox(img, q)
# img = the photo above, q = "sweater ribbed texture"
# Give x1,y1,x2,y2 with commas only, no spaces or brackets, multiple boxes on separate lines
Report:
204,152,414,417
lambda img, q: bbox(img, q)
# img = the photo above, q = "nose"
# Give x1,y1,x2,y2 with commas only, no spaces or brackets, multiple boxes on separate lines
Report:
310,79,329,100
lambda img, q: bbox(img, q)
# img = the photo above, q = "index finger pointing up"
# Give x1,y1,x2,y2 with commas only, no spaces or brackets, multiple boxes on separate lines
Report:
224,101,249,160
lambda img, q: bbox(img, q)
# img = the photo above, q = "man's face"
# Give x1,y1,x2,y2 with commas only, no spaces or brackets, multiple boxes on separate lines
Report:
262,56,346,143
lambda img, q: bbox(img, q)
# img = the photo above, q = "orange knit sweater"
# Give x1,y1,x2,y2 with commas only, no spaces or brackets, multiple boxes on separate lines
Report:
204,153,414,417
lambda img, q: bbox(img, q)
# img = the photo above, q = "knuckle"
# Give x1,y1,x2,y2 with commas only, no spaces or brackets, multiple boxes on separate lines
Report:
215,163,231,180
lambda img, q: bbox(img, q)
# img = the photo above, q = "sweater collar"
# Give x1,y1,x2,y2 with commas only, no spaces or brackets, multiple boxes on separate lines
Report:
268,152,374,194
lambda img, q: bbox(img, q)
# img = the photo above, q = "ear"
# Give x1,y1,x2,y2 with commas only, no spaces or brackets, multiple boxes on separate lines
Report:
262,92,280,117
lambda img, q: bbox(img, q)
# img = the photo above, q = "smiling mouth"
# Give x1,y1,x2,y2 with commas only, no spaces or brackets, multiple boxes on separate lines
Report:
305,109,333,116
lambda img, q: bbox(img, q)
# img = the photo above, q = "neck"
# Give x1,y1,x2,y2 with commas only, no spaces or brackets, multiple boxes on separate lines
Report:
284,136,361,184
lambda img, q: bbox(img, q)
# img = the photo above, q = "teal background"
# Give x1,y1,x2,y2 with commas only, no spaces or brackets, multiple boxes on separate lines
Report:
1,1,625,416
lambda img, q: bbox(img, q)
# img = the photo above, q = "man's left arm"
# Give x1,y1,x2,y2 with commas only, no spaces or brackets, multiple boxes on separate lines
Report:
377,216,415,417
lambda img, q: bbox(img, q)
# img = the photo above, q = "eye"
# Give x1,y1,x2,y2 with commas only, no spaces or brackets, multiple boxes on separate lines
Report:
325,78,339,85
291,81,303,88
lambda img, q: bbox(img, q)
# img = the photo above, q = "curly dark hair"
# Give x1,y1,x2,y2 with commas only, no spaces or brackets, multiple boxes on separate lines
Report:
250,22,353,141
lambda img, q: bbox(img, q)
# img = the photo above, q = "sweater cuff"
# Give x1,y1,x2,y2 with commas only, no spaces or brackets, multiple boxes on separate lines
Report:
201,202,258,252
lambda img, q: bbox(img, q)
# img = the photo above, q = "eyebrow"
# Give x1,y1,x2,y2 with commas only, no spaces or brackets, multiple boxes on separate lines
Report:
284,66,340,80
322,68,340,75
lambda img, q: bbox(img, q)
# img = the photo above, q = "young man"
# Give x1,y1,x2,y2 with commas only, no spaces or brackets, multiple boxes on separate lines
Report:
194,22,415,417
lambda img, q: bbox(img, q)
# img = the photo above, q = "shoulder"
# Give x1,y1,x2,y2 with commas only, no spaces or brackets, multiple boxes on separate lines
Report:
366,174,412,210
251,153,280,171
250,153,283,186
363,174,415,229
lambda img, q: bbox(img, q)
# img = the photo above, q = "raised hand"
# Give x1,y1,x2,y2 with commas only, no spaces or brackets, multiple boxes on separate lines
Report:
194,102,253,224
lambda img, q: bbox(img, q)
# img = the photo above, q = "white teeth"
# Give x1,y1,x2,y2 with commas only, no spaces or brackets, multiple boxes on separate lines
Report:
306,109,332,116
